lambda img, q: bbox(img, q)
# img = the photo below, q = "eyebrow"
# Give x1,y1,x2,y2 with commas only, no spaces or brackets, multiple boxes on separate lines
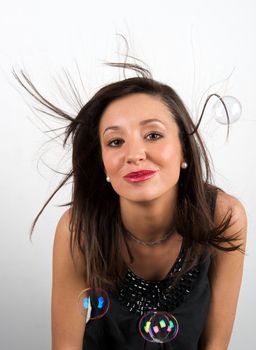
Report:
103,118,167,135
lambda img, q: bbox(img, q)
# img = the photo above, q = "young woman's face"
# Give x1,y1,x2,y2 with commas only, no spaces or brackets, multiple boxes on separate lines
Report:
99,93,184,204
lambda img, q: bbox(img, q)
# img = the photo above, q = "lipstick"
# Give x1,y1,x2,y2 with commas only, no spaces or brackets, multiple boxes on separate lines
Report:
123,170,157,183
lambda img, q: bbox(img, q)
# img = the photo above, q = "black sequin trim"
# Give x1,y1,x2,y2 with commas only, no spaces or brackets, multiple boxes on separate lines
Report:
117,246,200,316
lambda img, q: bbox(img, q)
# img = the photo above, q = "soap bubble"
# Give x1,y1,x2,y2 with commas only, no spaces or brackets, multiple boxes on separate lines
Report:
139,311,179,343
212,95,242,125
77,288,110,321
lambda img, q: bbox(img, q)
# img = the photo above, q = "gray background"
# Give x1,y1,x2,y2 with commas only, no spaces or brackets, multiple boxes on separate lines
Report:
0,0,255,349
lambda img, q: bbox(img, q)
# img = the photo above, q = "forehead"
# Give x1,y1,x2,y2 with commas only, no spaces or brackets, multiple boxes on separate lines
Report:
99,93,176,131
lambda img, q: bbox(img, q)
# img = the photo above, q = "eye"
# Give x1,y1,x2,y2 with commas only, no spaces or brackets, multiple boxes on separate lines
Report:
146,132,163,140
106,132,163,148
107,138,124,147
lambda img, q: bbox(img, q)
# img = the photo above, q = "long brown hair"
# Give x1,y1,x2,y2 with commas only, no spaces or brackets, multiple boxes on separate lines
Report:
14,61,244,291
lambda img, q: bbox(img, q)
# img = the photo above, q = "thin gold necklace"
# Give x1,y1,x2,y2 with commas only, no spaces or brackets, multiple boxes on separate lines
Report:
125,227,176,247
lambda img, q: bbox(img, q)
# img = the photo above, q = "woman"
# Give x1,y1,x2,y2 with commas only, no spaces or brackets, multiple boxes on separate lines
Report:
17,63,247,349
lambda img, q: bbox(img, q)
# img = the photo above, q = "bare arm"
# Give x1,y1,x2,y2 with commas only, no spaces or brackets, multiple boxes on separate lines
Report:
199,191,247,350
52,208,87,350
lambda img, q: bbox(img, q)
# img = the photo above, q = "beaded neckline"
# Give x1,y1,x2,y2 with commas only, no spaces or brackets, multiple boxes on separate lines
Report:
117,243,201,316
126,239,185,284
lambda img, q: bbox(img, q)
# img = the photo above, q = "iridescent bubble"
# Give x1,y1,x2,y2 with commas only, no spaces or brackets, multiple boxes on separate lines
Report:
212,95,242,125
139,311,179,343
77,288,110,320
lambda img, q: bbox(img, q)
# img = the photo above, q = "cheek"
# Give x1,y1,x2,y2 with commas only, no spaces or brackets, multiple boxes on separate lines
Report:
102,151,120,174
157,143,182,164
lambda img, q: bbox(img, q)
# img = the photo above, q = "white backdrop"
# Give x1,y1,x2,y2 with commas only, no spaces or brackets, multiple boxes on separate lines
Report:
0,0,255,349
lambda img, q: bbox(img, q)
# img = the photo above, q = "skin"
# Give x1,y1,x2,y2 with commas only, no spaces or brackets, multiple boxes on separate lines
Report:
99,93,186,244
51,93,247,349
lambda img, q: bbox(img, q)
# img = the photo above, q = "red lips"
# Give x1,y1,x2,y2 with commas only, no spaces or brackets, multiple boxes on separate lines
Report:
123,170,157,182
124,170,156,177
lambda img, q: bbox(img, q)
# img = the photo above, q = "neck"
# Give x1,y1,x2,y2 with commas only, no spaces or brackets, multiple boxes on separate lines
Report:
119,190,177,242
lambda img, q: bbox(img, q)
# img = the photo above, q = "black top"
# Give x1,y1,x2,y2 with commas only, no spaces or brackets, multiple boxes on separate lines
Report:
83,190,217,350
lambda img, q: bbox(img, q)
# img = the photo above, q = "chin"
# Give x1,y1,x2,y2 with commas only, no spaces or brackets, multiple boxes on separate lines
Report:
120,191,164,204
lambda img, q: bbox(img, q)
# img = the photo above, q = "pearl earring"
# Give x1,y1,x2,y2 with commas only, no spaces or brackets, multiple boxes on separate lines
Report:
181,162,188,169
106,176,111,182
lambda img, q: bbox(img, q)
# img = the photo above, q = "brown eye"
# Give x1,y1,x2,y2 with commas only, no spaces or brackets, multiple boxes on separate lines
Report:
107,138,124,147
146,132,163,140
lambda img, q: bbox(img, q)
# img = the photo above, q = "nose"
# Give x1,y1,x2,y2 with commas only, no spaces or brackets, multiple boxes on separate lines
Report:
125,140,146,164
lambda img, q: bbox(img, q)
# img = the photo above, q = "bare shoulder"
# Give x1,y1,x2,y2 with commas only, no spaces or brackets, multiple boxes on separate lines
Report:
52,208,87,349
54,207,73,245
55,207,73,241
210,188,248,279
215,190,247,217
214,190,247,248
199,191,248,348
56,207,72,231
54,208,86,276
